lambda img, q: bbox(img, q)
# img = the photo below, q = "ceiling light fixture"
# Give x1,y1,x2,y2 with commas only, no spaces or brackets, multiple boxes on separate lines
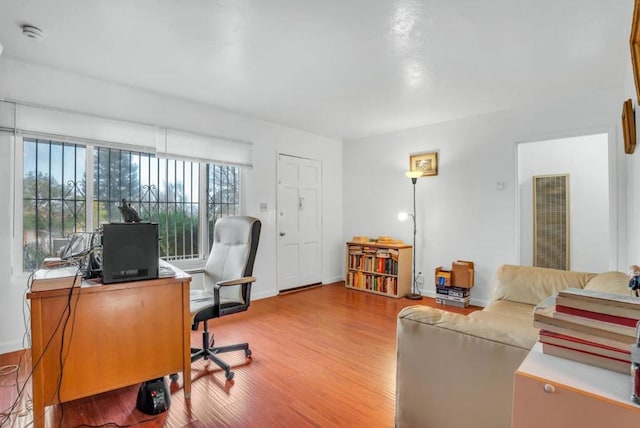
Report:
22,25,45,41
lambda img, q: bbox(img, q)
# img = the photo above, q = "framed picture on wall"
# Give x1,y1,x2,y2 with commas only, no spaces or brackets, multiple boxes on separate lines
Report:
631,0,640,104
409,152,438,176
622,98,636,154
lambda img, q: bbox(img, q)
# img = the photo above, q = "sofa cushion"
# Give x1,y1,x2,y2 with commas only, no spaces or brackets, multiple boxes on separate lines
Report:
584,271,630,295
492,264,595,306
398,305,535,350
467,310,538,349
482,299,534,322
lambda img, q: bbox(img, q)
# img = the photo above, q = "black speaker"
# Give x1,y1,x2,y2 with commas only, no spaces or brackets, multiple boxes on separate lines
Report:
136,377,171,415
102,223,159,284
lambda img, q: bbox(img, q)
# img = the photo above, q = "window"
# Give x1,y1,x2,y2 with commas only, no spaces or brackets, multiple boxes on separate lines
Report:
22,139,87,270
206,164,240,247
22,137,241,271
93,147,201,262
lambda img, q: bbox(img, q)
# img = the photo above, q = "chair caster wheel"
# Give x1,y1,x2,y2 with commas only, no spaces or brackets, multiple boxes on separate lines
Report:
226,371,235,381
245,349,252,358
169,373,179,382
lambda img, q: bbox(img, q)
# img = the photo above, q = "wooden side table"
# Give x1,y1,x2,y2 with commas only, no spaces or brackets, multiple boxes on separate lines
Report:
512,342,640,427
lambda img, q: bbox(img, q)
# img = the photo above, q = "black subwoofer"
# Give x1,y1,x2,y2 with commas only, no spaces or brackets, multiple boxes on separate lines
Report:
136,377,171,415
101,222,159,284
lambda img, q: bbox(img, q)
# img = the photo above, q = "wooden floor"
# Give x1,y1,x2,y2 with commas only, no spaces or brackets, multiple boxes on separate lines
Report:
0,282,478,428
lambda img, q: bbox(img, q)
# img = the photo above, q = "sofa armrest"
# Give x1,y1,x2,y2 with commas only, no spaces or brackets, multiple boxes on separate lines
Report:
395,306,531,428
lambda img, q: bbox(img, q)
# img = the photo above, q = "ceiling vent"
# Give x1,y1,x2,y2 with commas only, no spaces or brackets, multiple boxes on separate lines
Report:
22,25,44,41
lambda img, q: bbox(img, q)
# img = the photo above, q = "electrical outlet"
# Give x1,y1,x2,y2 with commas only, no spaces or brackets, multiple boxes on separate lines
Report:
416,272,424,285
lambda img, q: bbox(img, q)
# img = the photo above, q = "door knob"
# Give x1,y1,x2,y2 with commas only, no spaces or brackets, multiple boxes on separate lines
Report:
280,232,286,236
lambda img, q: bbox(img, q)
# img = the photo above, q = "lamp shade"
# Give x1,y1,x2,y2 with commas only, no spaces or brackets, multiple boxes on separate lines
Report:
405,170,423,179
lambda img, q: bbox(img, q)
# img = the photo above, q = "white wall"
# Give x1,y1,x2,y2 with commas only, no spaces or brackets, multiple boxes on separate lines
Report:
624,40,640,270
343,89,627,307
0,57,344,353
518,134,610,272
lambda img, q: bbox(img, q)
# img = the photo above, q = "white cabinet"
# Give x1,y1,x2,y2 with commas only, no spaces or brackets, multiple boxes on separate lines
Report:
512,343,640,427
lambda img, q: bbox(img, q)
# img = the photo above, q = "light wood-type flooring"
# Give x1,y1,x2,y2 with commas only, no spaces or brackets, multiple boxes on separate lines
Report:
0,282,478,428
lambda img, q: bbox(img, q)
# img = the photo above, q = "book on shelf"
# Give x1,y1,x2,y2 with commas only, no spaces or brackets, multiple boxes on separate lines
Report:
557,288,640,313
435,285,470,298
554,304,639,328
538,329,631,362
534,305,636,344
435,293,470,303
551,309,636,335
435,297,469,308
534,320,634,350
376,249,390,257
555,293,640,324
541,342,631,374
347,271,397,295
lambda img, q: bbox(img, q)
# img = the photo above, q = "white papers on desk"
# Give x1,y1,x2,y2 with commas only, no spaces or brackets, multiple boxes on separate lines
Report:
32,266,81,292
158,259,177,278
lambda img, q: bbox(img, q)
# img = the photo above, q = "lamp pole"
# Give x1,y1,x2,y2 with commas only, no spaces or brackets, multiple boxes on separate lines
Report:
406,173,423,300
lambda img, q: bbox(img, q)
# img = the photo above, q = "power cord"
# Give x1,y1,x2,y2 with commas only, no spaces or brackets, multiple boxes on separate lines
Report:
2,239,161,428
0,267,81,428
53,268,84,428
0,350,32,426
72,415,161,428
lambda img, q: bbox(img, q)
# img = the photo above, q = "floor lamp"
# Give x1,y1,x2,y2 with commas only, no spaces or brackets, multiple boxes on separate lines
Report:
399,170,423,300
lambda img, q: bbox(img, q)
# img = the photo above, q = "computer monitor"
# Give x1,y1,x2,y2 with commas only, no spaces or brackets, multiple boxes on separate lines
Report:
101,223,159,284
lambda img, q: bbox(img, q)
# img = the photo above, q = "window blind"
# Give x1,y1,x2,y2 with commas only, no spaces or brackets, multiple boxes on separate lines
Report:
158,128,253,167
0,101,253,167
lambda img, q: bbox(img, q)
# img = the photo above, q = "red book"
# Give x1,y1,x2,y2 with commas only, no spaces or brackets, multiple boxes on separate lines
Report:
541,342,631,374
539,329,631,361
555,305,640,328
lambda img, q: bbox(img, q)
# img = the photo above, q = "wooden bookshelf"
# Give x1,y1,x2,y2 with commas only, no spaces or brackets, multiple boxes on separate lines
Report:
345,241,412,298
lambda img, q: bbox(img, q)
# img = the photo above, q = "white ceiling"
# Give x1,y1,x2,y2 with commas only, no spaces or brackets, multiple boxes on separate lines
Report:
0,0,633,140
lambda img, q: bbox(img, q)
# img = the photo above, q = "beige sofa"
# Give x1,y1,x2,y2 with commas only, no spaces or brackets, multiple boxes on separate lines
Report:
395,264,630,428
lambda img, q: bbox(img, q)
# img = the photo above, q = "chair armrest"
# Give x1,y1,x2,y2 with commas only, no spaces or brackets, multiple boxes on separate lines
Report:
216,276,256,287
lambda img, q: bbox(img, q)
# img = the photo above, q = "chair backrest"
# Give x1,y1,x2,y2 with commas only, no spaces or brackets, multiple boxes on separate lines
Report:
203,216,261,304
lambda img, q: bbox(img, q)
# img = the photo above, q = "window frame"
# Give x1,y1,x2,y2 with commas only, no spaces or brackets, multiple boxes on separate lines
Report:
12,133,244,277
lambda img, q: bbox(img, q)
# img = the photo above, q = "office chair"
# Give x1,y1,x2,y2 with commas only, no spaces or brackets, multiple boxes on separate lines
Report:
189,216,261,381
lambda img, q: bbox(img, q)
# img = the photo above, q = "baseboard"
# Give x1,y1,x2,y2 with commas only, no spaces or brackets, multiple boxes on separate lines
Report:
323,275,344,284
279,283,323,295
0,341,27,355
252,289,279,301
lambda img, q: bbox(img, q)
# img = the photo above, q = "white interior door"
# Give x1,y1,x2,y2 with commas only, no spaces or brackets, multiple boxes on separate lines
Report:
277,154,322,291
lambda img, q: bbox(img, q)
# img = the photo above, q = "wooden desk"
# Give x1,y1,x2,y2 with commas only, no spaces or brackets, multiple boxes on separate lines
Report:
27,271,192,428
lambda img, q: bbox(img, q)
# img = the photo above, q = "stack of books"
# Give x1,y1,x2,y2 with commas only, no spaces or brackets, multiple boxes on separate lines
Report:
435,285,470,308
434,260,474,308
533,288,640,374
